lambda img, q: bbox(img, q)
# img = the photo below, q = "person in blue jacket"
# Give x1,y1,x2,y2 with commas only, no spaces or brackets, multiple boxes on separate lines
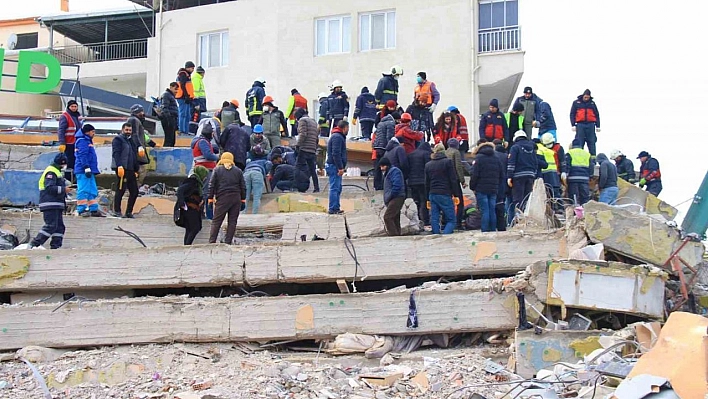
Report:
74,123,102,217
327,81,349,128
380,157,406,236
326,121,348,214
537,101,557,140
352,87,377,140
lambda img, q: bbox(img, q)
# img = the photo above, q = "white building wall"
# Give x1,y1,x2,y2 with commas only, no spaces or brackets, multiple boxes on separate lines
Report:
147,0,475,127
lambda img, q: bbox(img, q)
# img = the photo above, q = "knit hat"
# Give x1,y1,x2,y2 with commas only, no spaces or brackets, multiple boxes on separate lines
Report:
512,102,525,112
196,66,205,74
253,124,264,134
218,152,234,169
82,123,95,133
433,143,446,153
637,150,650,159
417,71,427,80
391,111,402,121
361,86,369,94
489,99,499,108
378,157,391,167
583,89,592,96
294,107,308,120
185,61,195,68
201,123,214,139
447,138,460,149
291,88,299,95
523,87,533,94
53,153,68,166
386,100,397,109
130,104,144,114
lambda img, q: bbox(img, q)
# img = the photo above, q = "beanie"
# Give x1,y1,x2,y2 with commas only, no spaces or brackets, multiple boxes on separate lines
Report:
82,123,95,133
489,99,499,108
185,61,195,68
385,100,397,109
583,89,592,96
433,143,446,153
53,153,68,166
512,102,525,112
378,157,391,167
67,99,78,108
201,123,214,138
196,66,205,74
523,87,532,94
447,138,460,149
417,71,427,80
291,88,299,95
294,107,308,120
130,104,144,114
572,139,583,148
361,86,369,94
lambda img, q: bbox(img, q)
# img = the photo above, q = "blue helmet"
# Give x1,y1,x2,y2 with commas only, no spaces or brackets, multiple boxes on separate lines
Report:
446,105,459,113
253,124,264,134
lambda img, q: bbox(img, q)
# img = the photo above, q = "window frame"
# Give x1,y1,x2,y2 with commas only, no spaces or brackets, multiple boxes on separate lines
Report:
359,10,396,52
197,30,229,69
478,0,518,30
15,32,39,50
314,14,352,56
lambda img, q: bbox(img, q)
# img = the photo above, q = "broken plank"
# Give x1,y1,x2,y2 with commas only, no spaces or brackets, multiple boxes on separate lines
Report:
0,280,523,350
336,280,350,293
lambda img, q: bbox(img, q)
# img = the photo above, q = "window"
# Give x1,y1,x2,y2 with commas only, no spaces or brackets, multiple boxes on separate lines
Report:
360,11,395,51
15,32,39,50
198,31,229,68
479,0,518,29
315,15,351,56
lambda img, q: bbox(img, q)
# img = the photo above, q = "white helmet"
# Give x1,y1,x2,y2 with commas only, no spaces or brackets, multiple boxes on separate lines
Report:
318,92,329,100
255,77,266,84
390,65,403,76
540,132,555,146
513,130,527,141
331,80,343,89
609,149,623,159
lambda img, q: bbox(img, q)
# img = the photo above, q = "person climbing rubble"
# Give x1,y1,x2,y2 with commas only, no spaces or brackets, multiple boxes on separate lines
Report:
637,150,662,196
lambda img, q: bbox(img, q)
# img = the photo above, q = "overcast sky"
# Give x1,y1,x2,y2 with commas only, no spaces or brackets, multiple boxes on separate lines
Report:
518,0,708,218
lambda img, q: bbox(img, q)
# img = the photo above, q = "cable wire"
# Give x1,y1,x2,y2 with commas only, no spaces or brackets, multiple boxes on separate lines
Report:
114,226,147,247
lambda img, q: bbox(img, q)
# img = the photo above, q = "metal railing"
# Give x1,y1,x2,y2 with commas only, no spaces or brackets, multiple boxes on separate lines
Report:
51,39,148,64
478,26,521,53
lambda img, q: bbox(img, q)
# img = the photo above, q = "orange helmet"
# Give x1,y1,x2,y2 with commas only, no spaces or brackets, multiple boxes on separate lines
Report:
230,99,239,108
262,95,274,105
401,113,412,122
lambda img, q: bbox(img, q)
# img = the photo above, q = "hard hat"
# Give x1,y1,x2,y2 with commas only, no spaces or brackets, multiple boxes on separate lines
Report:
331,80,343,89
255,77,266,84
609,149,623,159
253,124,264,134
318,92,329,100
446,105,459,113
262,95,274,105
513,130,527,141
390,65,403,76
230,99,239,108
400,113,412,122
540,132,555,145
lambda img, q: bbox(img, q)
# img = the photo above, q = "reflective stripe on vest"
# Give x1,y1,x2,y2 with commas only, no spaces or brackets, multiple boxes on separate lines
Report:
192,73,206,98
62,111,77,144
192,138,216,169
382,90,397,95
568,148,591,167
537,144,557,172
39,165,63,190
414,81,433,106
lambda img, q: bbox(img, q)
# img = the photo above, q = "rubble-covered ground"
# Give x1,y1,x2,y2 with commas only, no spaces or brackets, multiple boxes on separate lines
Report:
0,343,518,399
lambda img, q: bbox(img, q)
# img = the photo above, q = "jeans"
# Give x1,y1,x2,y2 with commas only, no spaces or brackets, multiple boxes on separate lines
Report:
575,123,597,155
326,163,342,213
475,192,497,232
296,151,320,191
183,208,202,245
177,98,192,133
31,209,65,249
64,143,76,181
373,149,385,190
384,197,405,236
76,173,98,213
429,193,456,234
409,184,430,225
114,171,138,215
360,120,374,140
599,186,619,205
568,181,590,205
209,194,241,244
244,169,265,214
511,176,535,214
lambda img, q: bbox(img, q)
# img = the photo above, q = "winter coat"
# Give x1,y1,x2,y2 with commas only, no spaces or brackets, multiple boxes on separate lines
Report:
191,135,219,169
244,157,272,177
249,133,271,154
112,133,139,172
494,146,509,200
326,129,347,170
74,130,99,174
38,164,67,211
383,166,406,205
566,147,594,182
640,157,661,182
127,115,150,164
570,95,600,127
245,82,266,116
445,147,465,185
220,124,251,167
296,116,319,154
479,110,508,141
208,165,246,200
469,143,502,195
271,164,309,192
318,97,330,128
513,93,543,123
353,89,377,122
176,176,202,210
219,104,242,127
405,104,434,134
395,122,424,154
260,108,288,137
176,68,193,100
434,122,457,148
373,114,397,150
375,74,399,105
384,140,409,177
425,152,457,196
327,91,349,119
58,108,82,145
159,89,179,123
407,142,432,186
615,156,636,181
596,153,618,189
538,102,557,133
507,138,538,179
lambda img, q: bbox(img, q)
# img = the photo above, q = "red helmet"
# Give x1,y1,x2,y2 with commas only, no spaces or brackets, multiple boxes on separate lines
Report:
230,99,240,108
400,113,412,122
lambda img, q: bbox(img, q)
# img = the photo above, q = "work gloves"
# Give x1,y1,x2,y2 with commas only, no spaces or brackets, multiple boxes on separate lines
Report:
240,200,246,212
639,178,647,188
452,197,460,206
138,146,146,158
426,201,431,210
352,118,357,126
84,168,92,177
117,166,125,178
428,104,437,114
571,126,576,132
596,127,601,133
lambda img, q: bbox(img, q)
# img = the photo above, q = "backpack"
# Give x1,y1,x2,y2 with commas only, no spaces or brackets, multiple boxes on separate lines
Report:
173,202,186,228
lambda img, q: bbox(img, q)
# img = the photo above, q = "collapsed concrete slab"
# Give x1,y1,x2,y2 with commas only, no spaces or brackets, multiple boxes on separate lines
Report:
584,201,704,269
515,329,604,378
0,230,567,292
615,178,677,221
0,279,525,350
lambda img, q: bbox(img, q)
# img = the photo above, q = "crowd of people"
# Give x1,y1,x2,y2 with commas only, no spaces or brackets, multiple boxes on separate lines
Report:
30,64,665,248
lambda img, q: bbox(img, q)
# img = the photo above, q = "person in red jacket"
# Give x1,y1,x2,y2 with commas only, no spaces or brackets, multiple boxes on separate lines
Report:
395,113,424,154
434,112,458,149
479,99,508,142
446,106,469,155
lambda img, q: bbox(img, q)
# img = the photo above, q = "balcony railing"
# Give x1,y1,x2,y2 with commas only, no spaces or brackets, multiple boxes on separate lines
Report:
51,39,148,64
478,26,521,53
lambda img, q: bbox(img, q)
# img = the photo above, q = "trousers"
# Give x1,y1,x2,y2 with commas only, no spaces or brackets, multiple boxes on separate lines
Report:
31,209,65,249
568,181,590,205
575,123,597,156
429,194,456,234
326,164,342,213
409,184,430,225
183,207,202,245
177,98,192,133
114,171,138,215
209,195,241,244
76,173,98,213
244,169,266,214
384,197,405,236
296,151,320,191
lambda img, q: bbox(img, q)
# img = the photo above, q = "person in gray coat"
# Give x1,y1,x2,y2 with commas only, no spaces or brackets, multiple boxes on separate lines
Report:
596,153,618,204
372,109,401,190
295,108,320,192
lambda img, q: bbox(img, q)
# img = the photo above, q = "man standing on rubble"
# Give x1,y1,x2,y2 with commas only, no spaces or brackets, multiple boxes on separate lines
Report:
380,157,406,236
637,151,662,196
425,144,458,235
158,82,179,147
208,152,246,244
74,123,101,217
29,153,70,249
285,89,308,137
507,131,538,217
570,89,600,156
176,61,195,134
57,99,83,181
127,104,157,185
610,150,636,183
192,66,207,121
375,65,403,107
111,123,140,218
326,121,349,215
565,139,593,205
295,108,321,192
246,78,267,127
596,153,619,204
513,87,542,138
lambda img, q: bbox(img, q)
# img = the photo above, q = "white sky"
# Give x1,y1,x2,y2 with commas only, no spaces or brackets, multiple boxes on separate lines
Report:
518,0,708,218
4,0,139,19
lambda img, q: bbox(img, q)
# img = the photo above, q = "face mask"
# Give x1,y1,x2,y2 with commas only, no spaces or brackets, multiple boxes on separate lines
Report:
61,165,67,171
416,76,423,84
393,75,399,81
263,106,270,112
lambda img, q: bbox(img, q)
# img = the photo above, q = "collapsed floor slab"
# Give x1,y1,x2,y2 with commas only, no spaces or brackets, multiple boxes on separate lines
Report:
0,279,525,351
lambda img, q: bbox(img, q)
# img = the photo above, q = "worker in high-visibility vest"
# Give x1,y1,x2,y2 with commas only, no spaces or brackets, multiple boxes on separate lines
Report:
537,134,561,204
30,153,70,249
192,66,207,121
565,139,593,205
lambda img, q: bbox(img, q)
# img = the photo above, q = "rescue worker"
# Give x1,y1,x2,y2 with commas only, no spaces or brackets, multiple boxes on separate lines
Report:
610,149,636,183
176,61,195,134
327,81,350,128
407,141,432,228
317,92,331,137
375,65,403,107
57,99,83,181
507,131,539,217
395,113,424,154
219,100,243,128
192,66,207,120
504,103,524,147
570,89,601,156
479,99,508,143
285,89,308,137
412,71,439,138
295,108,321,192
637,151,662,196
176,165,209,245
245,78,267,127
513,87,543,138
469,142,503,232
536,134,561,203
208,152,246,244
220,121,251,171
596,153,619,204
380,157,406,236
353,87,377,140
127,104,156,185
434,112,458,149
537,101,557,140
197,116,222,150
540,132,565,205
158,82,179,147
259,96,288,150
447,106,470,155
30,153,70,249
112,123,140,218
243,145,272,214
270,153,309,192
425,143,458,235
249,124,271,154
326,121,348,214
372,105,400,190
565,139,593,205
74,123,101,217
446,138,467,228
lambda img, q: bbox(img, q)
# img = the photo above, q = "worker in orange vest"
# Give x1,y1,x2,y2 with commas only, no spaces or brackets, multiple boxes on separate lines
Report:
285,88,308,137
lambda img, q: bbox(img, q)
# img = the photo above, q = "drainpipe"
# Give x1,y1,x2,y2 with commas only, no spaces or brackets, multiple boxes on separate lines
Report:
470,0,481,144
49,25,54,51
155,0,164,94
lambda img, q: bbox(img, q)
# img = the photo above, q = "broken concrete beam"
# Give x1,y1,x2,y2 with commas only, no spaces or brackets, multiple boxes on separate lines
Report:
615,178,677,221
10,290,135,305
280,213,347,242
532,260,668,319
0,231,567,292
345,199,421,238
515,329,603,378
0,279,524,350
584,201,704,269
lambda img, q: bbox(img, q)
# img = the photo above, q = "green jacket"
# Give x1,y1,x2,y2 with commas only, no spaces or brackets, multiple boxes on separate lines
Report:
192,73,206,99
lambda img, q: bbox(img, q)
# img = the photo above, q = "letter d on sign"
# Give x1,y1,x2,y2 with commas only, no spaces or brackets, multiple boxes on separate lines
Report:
15,51,62,94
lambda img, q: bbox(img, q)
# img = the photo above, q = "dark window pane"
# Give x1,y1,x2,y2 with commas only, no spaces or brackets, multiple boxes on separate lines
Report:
479,3,491,29
16,32,38,50
492,2,505,28
506,0,518,26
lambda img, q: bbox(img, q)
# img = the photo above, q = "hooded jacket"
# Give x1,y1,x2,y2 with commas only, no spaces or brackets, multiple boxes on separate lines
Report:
425,152,457,196
570,95,600,127
209,164,246,200
245,157,273,177
74,130,99,174
384,140,409,177
596,153,618,189
494,145,509,200
479,110,508,141
246,81,266,117
112,133,139,172
445,147,465,185
375,74,399,105
260,107,288,137
326,128,347,170
219,104,243,127
220,124,251,167
127,112,151,164
176,175,203,210
395,122,424,154
296,116,319,154
58,106,82,145
354,88,378,122
383,166,406,205
538,101,557,133
407,142,432,186
615,156,636,181
249,133,272,154
191,134,219,169
159,89,179,123
373,114,397,150
175,68,193,100
566,145,593,182
513,93,543,123
470,143,503,195
327,90,349,119
507,138,538,179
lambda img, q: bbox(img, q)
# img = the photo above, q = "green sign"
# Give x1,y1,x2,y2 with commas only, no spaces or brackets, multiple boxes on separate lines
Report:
0,49,62,94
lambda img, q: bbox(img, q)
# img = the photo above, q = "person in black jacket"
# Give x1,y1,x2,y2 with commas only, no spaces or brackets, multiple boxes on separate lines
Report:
493,140,510,231
407,142,432,227
30,153,70,249
469,142,503,232
176,165,209,245
111,123,140,218
158,82,179,147
220,122,251,171
383,138,409,178
425,144,459,235
270,154,309,192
